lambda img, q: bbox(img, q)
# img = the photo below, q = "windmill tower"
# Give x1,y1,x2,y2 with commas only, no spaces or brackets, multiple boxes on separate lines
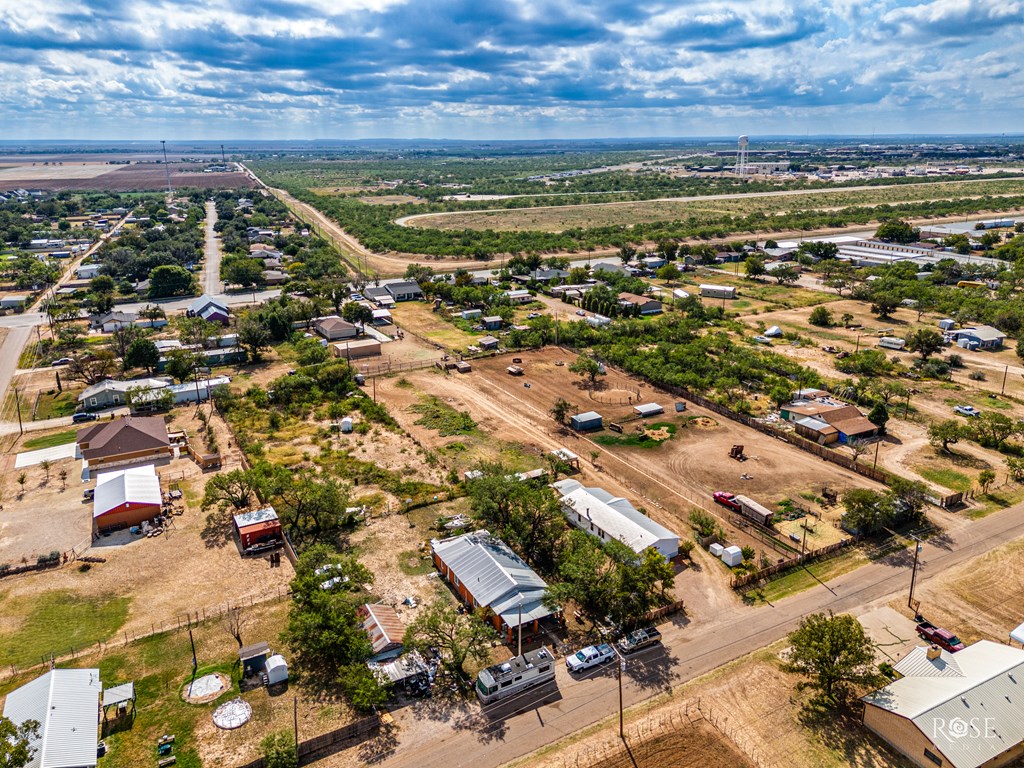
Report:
736,135,749,177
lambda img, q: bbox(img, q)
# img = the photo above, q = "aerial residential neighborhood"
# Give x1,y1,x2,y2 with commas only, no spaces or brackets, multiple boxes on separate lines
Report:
4,4,1024,768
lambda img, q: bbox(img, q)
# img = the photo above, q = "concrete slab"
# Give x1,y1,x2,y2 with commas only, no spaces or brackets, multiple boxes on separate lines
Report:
859,605,921,663
14,442,77,468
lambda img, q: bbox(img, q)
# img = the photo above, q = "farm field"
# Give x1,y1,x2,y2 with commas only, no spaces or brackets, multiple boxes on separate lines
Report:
403,178,1024,232
375,348,876,564
0,162,253,191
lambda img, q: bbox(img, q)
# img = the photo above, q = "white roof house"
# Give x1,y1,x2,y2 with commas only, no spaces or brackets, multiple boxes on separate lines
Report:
2,668,102,768
93,465,162,519
551,479,679,559
862,640,1024,768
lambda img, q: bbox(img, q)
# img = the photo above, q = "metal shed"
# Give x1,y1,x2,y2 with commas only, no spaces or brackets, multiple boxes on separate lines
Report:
569,411,603,431
633,402,664,417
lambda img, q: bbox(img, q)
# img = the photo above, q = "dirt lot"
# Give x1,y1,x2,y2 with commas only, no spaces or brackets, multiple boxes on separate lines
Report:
375,349,876,563
515,648,907,768
0,407,294,642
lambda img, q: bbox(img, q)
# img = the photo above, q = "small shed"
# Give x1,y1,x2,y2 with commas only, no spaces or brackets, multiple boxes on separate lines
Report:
340,417,354,433
359,603,406,660
721,545,744,567
478,335,499,350
102,681,136,723
461,309,482,321
482,316,503,330
233,507,283,549
239,642,271,677
455,361,472,373
570,411,603,431
938,318,957,332
333,338,382,359
265,655,289,686
709,543,725,557
550,448,580,471
633,402,664,417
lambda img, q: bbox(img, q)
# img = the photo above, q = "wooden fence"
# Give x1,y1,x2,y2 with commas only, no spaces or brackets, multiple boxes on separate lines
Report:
729,537,859,591
235,713,381,768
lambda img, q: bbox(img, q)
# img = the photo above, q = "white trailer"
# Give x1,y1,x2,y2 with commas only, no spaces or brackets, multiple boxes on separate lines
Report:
732,494,774,527
699,284,737,300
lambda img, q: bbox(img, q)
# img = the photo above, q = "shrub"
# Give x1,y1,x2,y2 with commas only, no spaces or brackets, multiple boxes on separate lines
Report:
968,370,986,381
808,306,833,327
689,510,717,537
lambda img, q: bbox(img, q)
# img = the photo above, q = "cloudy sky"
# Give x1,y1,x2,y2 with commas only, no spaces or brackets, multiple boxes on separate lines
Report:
1,0,1022,140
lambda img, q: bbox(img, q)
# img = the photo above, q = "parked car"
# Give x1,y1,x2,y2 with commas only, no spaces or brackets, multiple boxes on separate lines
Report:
953,405,981,417
617,627,662,655
51,357,72,366
350,293,364,301
575,310,586,316
566,643,615,672
72,412,98,423
713,491,741,512
526,312,542,319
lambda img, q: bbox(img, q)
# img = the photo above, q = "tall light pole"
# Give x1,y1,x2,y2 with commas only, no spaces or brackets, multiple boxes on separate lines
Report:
908,538,923,612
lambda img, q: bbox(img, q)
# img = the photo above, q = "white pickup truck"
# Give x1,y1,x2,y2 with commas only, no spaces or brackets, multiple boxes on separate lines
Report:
566,643,615,673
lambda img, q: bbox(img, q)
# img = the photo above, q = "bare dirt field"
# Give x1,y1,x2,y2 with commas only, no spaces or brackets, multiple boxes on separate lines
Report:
0,163,254,192
515,648,908,768
375,349,876,562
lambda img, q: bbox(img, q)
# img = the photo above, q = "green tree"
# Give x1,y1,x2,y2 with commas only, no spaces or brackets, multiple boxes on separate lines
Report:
783,612,879,705
656,263,680,284
148,264,195,298
223,258,265,291
125,337,160,373
569,354,603,385
842,488,894,534
295,337,329,366
90,274,116,295
177,315,221,347
618,244,637,265
403,601,495,681
237,314,271,363
201,469,258,510
978,469,996,494
260,730,297,768
65,349,118,385
772,264,800,285
797,241,839,260
769,383,793,407
744,256,765,279
342,301,374,328
0,716,40,768
808,306,833,327
928,419,967,452
107,325,145,367
339,663,391,712
875,219,918,244
869,293,899,319
867,403,889,431
1005,456,1024,482
907,329,945,360
164,348,204,384
972,412,1018,447
549,397,574,425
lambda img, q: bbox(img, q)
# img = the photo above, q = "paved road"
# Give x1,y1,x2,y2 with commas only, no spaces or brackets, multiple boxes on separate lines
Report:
379,504,1024,768
202,199,223,294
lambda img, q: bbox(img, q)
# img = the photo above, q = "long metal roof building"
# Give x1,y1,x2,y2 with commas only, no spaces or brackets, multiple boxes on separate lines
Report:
2,668,102,768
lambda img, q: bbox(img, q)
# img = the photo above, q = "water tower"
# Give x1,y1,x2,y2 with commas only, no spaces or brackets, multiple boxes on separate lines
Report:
736,135,749,176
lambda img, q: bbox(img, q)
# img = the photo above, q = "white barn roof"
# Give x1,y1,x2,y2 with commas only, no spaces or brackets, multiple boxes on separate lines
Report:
863,641,1024,768
553,479,679,558
2,668,102,768
93,465,161,518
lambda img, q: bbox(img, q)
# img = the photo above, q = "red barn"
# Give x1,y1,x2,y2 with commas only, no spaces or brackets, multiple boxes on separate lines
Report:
233,507,282,549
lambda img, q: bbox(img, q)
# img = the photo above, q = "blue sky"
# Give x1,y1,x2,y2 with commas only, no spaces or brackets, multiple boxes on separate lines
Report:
1,0,1022,140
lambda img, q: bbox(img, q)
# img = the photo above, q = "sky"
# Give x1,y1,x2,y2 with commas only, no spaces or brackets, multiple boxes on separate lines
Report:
1,0,1023,141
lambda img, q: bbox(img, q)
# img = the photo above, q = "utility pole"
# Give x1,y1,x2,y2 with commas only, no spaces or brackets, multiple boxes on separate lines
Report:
616,652,626,740
1002,365,1009,395
13,386,24,434
161,140,172,196
908,537,923,612
873,438,881,470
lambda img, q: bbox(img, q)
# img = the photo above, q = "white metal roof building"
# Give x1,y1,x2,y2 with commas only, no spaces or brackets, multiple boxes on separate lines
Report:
862,641,1024,768
93,465,162,520
551,479,679,560
2,668,102,768
633,402,664,417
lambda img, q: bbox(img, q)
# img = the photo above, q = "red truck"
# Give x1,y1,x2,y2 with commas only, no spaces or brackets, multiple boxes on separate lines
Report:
916,621,966,652
713,491,741,512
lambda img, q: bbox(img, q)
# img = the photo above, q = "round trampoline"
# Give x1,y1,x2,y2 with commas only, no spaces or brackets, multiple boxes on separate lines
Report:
182,672,231,704
213,697,252,730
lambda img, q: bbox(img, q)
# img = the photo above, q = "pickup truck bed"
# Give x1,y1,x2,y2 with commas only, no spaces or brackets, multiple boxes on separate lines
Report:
617,627,662,655
916,621,965,652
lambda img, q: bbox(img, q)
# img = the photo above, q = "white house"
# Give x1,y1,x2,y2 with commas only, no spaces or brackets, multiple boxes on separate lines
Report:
551,479,679,559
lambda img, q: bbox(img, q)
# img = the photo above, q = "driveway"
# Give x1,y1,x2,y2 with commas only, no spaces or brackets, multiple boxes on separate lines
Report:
202,199,223,294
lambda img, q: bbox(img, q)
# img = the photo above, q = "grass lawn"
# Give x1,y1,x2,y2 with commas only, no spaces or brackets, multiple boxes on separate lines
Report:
34,389,80,419
750,548,868,604
389,302,479,350
0,590,131,668
915,466,973,493
593,422,677,448
22,428,79,450
967,486,1024,519
397,549,435,576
